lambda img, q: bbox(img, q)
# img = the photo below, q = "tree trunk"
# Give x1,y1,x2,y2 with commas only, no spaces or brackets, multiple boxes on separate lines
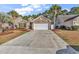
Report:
53,15,56,29
53,10,57,29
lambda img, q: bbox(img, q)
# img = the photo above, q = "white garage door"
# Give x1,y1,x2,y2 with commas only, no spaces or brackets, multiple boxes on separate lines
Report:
33,23,48,30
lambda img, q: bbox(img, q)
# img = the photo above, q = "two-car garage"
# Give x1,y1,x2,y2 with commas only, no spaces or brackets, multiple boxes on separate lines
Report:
33,23,49,30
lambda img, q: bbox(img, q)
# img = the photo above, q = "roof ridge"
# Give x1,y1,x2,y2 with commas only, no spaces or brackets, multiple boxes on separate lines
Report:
32,15,51,22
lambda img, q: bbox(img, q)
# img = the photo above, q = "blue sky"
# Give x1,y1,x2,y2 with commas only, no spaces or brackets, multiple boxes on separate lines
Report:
0,4,78,16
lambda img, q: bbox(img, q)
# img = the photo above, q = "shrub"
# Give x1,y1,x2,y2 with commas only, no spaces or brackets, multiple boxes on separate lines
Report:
71,26,79,30
55,26,59,29
66,27,72,30
60,25,66,30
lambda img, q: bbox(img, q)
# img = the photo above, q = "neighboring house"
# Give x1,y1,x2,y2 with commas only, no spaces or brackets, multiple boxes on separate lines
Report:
28,17,34,22
13,16,27,29
27,17,34,29
30,15,52,30
13,16,23,29
19,20,27,29
56,15,79,27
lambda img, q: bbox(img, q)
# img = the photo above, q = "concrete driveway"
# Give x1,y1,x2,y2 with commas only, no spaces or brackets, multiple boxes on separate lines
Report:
0,30,77,54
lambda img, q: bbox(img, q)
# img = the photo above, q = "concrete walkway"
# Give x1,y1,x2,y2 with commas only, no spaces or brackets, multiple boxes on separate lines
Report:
0,30,77,54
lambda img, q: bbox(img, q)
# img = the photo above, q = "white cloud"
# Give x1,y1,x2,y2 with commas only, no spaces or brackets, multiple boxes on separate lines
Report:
15,7,33,12
14,4,42,15
21,4,41,8
14,7,34,15
21,4,28,6
31,4,41,8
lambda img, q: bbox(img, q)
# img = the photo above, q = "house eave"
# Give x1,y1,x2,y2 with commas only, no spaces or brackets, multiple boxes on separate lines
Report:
64,15,79,22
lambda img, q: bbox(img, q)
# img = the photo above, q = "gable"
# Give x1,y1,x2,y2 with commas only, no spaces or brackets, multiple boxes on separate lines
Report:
32,15,51,23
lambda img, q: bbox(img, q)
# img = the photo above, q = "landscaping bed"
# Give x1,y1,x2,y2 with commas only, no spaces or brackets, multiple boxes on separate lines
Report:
53,29,79,51
0,29,30,44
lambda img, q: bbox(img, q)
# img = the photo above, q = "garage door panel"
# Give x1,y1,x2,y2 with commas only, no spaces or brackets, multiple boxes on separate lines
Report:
33,24,48,30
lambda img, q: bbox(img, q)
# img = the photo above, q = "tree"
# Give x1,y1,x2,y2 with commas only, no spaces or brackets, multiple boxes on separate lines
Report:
0,12,12,23
51,4,61,28
0,12,13,32
60,9,69,15
22,16,29,20
7,10,19,19
70,7,79,14
31,15,37,19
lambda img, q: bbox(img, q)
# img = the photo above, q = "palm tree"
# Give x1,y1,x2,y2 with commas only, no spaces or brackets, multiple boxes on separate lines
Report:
51,4,61,28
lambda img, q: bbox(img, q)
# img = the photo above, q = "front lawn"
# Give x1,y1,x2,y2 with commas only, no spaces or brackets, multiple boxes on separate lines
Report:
54,29,79,51
0,29,30,44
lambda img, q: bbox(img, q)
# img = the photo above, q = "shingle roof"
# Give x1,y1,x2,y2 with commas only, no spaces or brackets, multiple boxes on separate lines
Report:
20,20,27,23
57,15,79,22
32,15,51,23
64,15,79,22
28,17,34,22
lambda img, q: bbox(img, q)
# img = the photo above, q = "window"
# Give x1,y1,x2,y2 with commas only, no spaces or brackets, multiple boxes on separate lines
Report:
73,22,76,24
